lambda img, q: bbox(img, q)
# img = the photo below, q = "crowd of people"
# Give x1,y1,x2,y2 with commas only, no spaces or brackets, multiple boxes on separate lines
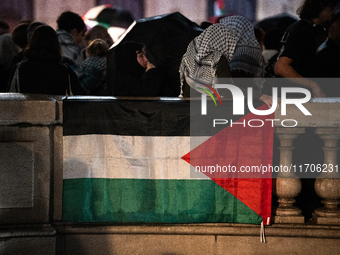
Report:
275,0,340,97
1,0,340,98
181,0,340,102
0,11,112,95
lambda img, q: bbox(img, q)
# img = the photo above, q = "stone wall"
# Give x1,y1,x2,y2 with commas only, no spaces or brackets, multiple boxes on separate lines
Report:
0,94,61,255
256,0,301,20
1,94,340,255
33,0,95,29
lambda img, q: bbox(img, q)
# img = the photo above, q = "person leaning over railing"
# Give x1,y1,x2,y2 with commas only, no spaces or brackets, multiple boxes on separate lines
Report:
179,16,274,109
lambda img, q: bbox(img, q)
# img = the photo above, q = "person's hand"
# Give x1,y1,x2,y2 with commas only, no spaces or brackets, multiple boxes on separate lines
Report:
309,81,326,98
259,94,280,111
146,61,156,72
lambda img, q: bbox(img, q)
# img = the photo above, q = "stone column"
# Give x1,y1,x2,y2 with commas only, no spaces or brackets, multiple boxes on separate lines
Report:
0,94,59,254
274,128,305,223
313,128,340,225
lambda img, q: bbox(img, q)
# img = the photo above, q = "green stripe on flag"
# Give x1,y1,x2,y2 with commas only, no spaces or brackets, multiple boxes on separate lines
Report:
63,178,262,224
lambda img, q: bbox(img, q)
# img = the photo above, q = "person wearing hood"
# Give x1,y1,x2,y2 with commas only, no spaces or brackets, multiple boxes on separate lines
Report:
179,16,273,108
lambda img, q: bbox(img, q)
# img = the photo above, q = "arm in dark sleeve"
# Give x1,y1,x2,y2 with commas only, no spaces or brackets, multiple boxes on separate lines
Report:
138,68,163,96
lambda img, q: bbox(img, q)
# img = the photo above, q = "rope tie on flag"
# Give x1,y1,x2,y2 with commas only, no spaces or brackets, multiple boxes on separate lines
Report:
260,221,266,243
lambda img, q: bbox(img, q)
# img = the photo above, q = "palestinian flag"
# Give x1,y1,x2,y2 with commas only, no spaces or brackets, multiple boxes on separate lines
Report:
62,98,273,224
214,0,226,16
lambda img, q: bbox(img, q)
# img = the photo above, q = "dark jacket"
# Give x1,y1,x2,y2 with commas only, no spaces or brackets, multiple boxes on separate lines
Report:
316,38,340,96
9,59,84,95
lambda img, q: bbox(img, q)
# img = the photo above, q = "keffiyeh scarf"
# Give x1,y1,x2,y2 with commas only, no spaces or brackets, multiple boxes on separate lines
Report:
219,16,264,78
75,56,107,94
179,16,264,96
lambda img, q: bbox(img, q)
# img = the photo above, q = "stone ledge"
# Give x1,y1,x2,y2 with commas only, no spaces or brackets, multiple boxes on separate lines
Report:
313,213,340,225
273,215,305,224
0,93,61,125
55,223,340,238
0,224,56,238
274,102,340,128
3,94,340,127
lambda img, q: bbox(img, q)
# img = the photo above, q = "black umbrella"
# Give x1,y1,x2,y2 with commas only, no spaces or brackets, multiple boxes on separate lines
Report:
255,12,298,33
107,12,203,97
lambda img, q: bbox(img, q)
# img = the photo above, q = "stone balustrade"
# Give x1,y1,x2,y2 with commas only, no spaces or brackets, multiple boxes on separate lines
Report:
274,98,340,225
0,94,340,254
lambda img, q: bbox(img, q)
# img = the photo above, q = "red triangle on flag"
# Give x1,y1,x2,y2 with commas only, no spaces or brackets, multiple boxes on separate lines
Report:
182,104,274,224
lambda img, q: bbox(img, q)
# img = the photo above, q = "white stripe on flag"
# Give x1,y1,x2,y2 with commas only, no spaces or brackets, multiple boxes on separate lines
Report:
63,135,209,180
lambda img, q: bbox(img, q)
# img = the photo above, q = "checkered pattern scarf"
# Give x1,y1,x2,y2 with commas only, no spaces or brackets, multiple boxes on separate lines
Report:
75,56,107,93
179,16,264,96
77,56,107,76
220,16,264,78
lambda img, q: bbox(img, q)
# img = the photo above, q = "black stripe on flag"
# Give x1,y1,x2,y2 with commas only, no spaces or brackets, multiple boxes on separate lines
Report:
63,97,264,136
63,98,191,136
